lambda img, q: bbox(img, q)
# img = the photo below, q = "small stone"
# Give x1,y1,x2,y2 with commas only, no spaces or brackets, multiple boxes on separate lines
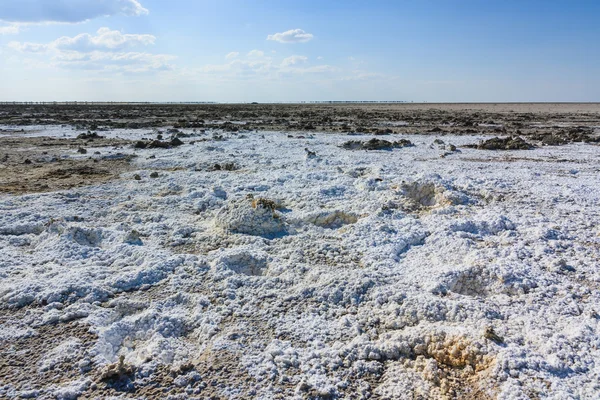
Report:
305,148,317,159
134,174,142,181
484,326,504,344
170,137,184,146
150,172,159,178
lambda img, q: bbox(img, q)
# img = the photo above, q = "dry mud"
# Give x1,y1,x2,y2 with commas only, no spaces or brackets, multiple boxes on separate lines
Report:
0,103,600,399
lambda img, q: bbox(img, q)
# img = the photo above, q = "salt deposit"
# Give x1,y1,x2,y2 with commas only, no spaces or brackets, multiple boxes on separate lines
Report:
1,127,599,399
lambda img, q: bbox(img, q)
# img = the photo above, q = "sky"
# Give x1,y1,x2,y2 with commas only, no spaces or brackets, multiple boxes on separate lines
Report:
0,0,599,102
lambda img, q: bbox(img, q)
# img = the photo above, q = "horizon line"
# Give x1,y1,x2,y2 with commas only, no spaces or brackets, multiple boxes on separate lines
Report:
1,101,600,105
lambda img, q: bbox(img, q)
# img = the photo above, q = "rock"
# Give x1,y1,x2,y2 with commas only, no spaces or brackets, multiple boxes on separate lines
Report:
483,326,504,344
150,172,159,178
341,138,414,151
540,135,568,146
170,137,184,146
99,355,135,386
134,174,141,181
77,131,103,140
305,148,317,159
134,138,184,149
469,136,534,150
148,140,170,149
530,128,600,146
433,139,458,153
77,148,87,154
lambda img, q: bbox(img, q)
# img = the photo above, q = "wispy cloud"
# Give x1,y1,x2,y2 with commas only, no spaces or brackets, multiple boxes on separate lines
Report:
281,55,308,67
225,51,239,60
0,0,148,24
267,29,314,43
0,23,20,35
8,26,172,74
54,28,155,51
339,70,390,81
199,51,339,81
54,51,176,73
8,41,48,52
11,28,155,53
247,49,265,57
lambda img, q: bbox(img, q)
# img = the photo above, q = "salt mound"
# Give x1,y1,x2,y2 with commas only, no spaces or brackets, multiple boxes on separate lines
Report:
214,197,287,238
434,266,538,297
211,248,269,276
449,216,515,237
395,179,469,211
64,227,103,247
304,210,359,229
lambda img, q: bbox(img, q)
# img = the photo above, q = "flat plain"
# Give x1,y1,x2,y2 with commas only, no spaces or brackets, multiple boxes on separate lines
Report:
1,103,599,399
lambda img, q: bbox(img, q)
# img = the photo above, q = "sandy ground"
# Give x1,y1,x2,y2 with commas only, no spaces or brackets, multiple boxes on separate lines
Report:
1,104,600,399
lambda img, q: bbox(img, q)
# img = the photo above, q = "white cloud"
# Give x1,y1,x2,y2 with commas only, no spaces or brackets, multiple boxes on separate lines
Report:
8,26,172,74
317,56,323,60
281,55,308,67
53,28,155,51
267,29,313,43
294,65,340,74
8,41,48,52
9,28,155,53
340,71,388,81
247,49,265,58
348,56,356,61
0,0,148,24
225,51,239,59
0,23,20,35
55,51,175,73
200,52,338,80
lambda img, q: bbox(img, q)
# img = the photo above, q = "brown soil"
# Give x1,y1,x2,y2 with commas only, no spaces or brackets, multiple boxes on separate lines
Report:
0,136,135,194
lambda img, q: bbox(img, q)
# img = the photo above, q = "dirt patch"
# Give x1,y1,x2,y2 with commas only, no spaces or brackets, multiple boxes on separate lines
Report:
0,136,134,194
0,315,97,396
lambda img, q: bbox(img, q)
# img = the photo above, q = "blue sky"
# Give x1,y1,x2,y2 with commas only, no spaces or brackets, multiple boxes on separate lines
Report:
0,0,598,102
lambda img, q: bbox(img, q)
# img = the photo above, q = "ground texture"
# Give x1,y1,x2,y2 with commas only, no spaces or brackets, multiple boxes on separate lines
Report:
1,104,599,399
